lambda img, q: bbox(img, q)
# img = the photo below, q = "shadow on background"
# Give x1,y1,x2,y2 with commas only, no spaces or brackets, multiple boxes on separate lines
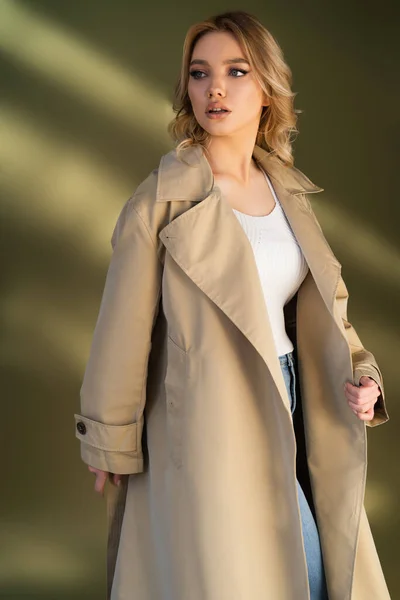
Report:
0,0,398,598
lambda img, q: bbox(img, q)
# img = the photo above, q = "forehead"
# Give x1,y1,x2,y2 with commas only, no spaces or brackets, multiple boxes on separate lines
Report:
191,31,244,59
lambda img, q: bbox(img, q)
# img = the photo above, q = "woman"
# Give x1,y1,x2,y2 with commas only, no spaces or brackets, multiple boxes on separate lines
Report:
74,11,390,600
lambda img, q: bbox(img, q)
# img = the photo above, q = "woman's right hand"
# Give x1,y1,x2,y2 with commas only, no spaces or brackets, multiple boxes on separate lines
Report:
88,466,122,494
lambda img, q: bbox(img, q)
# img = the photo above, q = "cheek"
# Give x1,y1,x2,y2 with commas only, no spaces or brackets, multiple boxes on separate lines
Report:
188,82,200,106
188,87,205,120
235,80,264,108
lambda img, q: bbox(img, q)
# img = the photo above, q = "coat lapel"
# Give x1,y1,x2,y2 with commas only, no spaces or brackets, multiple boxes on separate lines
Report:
157,144,341,412
251,145,342,317
159,187,292,409
265,176,342,318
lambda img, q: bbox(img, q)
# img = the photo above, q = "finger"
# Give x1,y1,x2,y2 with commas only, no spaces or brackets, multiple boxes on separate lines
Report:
347,395,377,409
350,403,373,416
359,376,377,387
112,473,122,487
94,471,107,494
350,404,372,419
345,385,379,404
348,399,375,413
357,407,374,421
346,378,378,391
346,392,377,408
345,380,378,396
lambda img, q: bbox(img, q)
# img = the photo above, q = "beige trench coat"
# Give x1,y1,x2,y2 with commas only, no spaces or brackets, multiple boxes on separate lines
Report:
74,144,390,600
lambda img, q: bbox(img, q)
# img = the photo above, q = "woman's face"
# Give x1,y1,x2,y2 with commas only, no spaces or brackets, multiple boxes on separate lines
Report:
187,31,268,140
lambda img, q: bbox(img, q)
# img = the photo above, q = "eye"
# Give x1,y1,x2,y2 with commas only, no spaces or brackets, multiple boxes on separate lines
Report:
189,70,206,80
229,68,248,77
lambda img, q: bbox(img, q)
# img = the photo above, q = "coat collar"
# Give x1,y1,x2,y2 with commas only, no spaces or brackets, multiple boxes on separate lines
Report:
156,143,324,203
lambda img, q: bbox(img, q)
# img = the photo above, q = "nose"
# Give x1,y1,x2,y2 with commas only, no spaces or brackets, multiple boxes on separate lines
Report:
207,88,225,99
206,77,226,99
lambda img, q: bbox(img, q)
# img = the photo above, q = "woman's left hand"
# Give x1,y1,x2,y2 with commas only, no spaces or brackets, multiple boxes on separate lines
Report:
344,376,380,421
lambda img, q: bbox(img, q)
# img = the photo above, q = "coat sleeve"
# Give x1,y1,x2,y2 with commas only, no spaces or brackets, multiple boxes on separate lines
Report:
335,276,388,427
302,194,389,428
74,195,163,474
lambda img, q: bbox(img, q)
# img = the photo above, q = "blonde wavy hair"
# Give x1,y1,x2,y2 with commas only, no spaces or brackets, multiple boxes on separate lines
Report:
168,10,301,167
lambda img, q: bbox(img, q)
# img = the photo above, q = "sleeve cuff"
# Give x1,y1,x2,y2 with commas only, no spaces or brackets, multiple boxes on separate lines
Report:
74,414,145,474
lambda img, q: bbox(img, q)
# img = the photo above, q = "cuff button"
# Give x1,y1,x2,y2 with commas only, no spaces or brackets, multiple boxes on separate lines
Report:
76,421,87,435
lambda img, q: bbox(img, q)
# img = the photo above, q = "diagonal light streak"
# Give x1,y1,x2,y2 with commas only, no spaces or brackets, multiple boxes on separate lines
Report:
0,0,174,138
0,104,139,259
311,200,400,290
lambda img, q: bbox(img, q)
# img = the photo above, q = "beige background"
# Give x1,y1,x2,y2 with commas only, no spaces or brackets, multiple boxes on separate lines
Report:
0,1,398,598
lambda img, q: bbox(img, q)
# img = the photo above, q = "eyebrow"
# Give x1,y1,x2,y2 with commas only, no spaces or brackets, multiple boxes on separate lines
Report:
189,57,250,67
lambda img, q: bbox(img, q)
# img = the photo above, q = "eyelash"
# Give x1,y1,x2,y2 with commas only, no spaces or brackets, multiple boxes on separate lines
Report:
189,68,249,80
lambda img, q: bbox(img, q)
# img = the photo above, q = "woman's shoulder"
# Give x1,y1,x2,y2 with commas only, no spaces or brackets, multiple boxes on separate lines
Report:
129,146,188,210
129,166,159,212
129,144,207,212
112,147,196,248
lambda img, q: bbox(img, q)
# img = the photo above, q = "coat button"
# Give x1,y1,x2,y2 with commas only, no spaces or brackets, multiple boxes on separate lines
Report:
76,421,87,435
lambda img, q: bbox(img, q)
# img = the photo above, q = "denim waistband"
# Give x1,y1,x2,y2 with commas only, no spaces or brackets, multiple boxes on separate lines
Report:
278,350,295,368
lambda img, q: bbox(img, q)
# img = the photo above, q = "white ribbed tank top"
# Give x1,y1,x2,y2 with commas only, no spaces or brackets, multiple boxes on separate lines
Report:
232,170,309,357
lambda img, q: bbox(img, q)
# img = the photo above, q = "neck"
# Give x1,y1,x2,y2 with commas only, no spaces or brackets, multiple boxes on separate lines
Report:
205,135,259,187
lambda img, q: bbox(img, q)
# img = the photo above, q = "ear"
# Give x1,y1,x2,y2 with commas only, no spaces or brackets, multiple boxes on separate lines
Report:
262,94,270,108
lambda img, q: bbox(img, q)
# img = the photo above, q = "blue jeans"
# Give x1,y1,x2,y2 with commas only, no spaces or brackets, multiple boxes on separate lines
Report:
279,351,329,600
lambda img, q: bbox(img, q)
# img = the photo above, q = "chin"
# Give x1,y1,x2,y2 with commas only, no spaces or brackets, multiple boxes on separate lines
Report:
198,120,235,136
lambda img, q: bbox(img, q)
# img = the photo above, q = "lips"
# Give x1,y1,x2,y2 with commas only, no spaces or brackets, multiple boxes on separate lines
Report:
206,103,231,113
